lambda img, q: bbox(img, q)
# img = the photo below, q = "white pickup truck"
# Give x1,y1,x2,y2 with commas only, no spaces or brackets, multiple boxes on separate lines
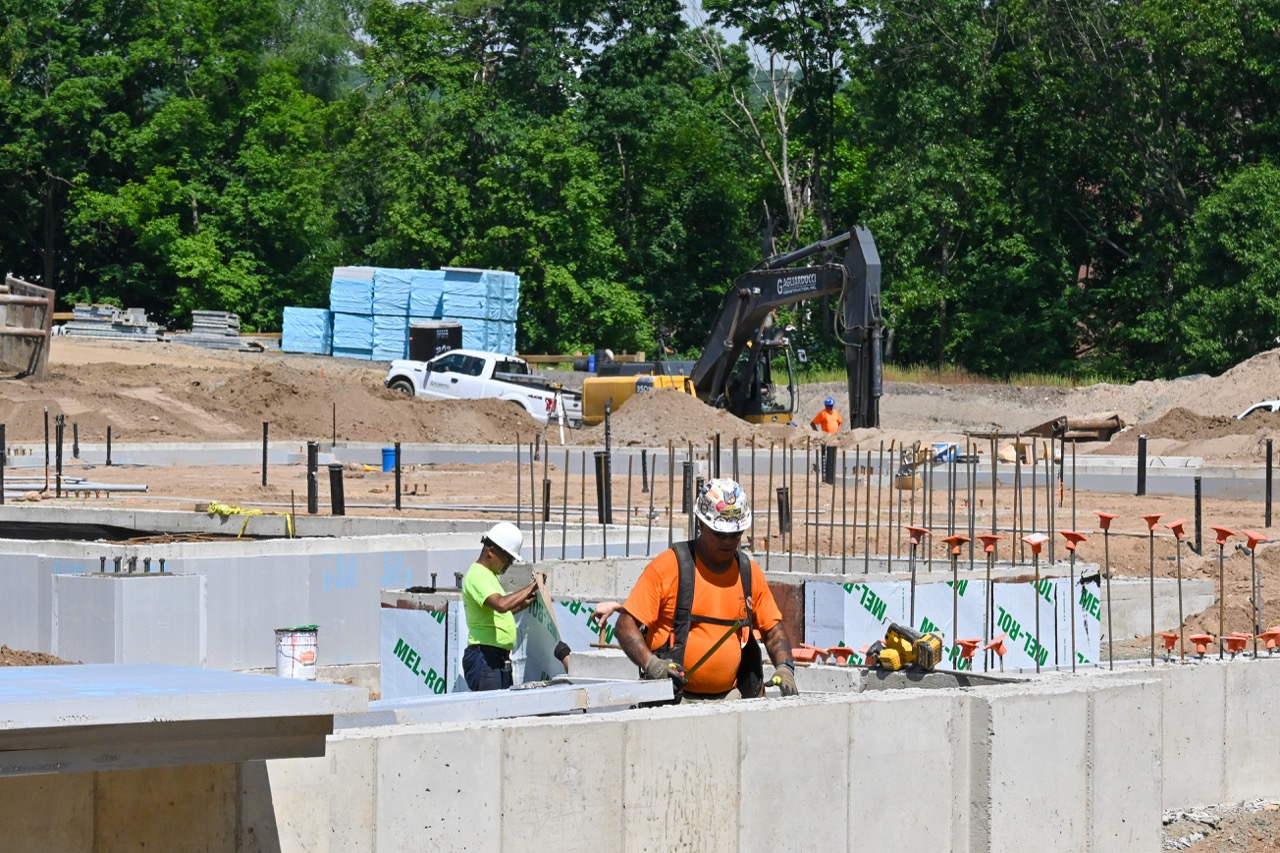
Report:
385,349,582,428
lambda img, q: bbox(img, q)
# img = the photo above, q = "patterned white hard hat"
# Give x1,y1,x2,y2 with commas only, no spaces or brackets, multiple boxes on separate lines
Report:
694,478,753,533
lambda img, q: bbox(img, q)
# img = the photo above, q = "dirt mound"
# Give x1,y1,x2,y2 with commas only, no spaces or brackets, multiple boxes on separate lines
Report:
1124,408,1256,443
575,389,767,447
0,645,77,666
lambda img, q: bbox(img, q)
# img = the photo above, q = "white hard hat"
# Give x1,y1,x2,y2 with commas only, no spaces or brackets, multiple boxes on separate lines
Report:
694,478,753,533
483,521,524,563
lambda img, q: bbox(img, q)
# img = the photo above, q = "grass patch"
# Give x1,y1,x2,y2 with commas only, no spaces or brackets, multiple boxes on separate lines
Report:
798,364,1117,388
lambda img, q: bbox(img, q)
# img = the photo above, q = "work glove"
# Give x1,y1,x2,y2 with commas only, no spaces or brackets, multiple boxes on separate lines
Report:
810,423,819,431
642,656,686,685
553,641,571,662
771,665,798,697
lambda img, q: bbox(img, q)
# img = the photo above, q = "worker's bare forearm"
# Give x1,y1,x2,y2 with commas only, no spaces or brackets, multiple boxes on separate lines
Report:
614,612,652,668
761,623,793,665
489,582,537,614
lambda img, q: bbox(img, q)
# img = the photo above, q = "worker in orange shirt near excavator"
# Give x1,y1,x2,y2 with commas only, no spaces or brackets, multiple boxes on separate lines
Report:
614,478,798,702
811,396,843,433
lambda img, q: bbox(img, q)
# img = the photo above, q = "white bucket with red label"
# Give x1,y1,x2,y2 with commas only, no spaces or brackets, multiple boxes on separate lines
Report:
275,626,318,680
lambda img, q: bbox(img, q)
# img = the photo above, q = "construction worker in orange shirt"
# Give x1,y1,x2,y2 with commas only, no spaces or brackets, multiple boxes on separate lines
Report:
613,478,798,702
811,397,843,433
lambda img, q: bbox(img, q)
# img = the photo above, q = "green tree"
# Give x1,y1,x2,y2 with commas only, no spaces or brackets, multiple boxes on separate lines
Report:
1176,163,1280,374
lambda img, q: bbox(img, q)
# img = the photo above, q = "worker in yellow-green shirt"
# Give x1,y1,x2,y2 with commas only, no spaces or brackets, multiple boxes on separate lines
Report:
461,522,552,690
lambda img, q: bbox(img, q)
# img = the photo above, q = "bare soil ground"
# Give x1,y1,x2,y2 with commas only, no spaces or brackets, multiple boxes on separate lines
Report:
8,337,1280,848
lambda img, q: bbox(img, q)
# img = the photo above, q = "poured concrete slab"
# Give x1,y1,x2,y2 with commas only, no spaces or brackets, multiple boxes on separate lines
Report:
0,664,366,778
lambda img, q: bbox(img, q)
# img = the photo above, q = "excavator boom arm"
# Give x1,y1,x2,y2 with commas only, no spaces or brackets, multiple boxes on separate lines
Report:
689,226,884,428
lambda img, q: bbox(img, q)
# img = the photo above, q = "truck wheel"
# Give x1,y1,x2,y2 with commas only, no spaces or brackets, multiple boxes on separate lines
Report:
389,378,414,395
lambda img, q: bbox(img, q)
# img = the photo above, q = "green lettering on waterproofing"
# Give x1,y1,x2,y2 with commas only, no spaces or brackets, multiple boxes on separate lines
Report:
946,579,969,597
1035,577,1054,605
996,607,1023,643
921,616,939,635
1078,587,1101,621
859,585,886,621
394,637,423,675
947,645,972,670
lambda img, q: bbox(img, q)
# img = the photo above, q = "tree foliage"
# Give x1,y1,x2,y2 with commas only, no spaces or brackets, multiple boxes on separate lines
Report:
0,0,1278,375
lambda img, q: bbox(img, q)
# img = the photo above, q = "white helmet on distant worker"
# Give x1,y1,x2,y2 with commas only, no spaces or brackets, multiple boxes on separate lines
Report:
694,478,753,533
483,522,524,563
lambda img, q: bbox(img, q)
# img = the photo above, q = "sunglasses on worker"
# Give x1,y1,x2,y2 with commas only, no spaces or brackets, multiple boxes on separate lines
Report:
707,528,743,540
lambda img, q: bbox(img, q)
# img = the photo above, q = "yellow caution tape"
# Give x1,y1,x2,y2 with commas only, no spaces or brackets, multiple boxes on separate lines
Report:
204,501,294,538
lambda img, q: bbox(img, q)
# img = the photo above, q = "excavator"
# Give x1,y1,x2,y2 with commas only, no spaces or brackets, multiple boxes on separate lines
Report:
579,226,884,429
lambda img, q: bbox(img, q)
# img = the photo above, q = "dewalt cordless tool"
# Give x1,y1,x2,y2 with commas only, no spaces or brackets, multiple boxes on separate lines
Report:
865,622,944,672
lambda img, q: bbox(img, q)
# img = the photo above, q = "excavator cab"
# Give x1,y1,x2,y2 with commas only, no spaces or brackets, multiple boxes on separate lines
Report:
724,336,796,423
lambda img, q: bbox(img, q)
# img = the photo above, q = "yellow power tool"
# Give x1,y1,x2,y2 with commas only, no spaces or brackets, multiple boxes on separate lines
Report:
866,622,944,672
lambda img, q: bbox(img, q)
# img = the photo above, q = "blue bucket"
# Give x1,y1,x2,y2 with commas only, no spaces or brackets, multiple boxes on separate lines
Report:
382,447,396,473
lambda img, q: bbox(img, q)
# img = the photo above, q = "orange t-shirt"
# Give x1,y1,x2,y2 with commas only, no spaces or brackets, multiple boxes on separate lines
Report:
811,408,843,433
623,548,783,694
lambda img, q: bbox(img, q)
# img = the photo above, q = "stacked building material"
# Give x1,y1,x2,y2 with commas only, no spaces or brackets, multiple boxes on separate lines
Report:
282,265,519,360
172,310,258,351
60,304,162,341
281,307,332,354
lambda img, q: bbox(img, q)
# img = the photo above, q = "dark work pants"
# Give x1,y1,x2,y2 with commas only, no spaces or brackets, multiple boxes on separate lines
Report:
463,644,513,691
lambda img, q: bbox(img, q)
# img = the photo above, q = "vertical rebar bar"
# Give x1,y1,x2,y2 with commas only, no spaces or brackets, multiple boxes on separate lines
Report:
841,451,848,573
667,442,675,547
788,442,796,573
106,425,113,467
578,450,587,557
1071,440,1077,530
625,455,634,557
1045,443,1054,565
864,449,872,574
561,448,570,560
262,422,269,487
765,442,775,573
516,440,523,529
529,441,538,562
1030,436,1038,544
1015,437,1024,562
990,434,998,536
875,440,884,556
394,443,402,512
646,448,656,555
542,442,551,555
804,437,812,558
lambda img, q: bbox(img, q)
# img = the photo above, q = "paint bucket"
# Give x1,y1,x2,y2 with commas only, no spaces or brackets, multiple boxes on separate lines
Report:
275,625,318,680
381,447,396,473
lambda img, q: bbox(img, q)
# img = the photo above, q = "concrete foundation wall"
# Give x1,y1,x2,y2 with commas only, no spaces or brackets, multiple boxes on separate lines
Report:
3,660,1279,850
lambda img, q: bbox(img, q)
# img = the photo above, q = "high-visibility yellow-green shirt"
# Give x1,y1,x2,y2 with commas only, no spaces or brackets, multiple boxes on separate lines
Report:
463,562,516,649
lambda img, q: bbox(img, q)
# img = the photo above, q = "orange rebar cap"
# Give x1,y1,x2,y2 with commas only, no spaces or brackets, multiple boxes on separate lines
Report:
977,533,1003,553
942,534,970,556
1166,519,1188,540
905,525,932,546
1022,532,1049,555
1189,633,1215,655
1060,530,1088,551
1211,526,1236,546
1140,513,1164,532
1242,529,1268,551
1093,510,1119,531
